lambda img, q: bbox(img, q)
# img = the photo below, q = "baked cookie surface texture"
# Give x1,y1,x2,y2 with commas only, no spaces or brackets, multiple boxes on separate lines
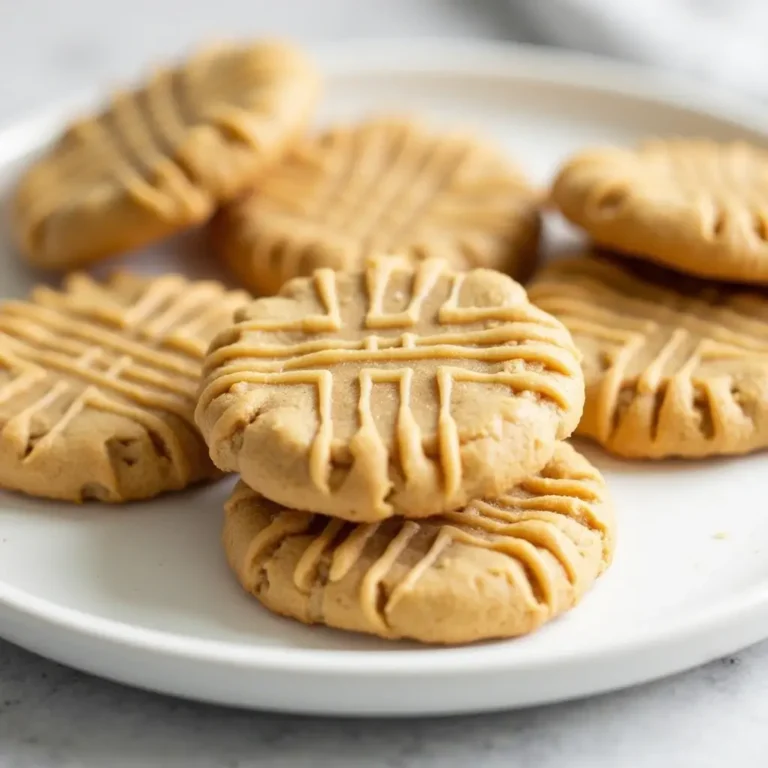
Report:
197,257,585,521
552,140,768,283
0,273,247,502
13,41,320,269
212,117,541,295
223,442,614,644
529,254,768,458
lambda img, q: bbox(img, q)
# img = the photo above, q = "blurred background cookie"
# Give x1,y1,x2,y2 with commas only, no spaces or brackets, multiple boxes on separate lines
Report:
12,40,320,271
551,140,768,283
212,116,541,295
223,441,614,644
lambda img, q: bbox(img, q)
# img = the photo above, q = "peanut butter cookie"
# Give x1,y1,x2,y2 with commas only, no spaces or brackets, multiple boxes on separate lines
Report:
197,257,584,521
551,140,768,283
0,272,247,501
223,441,614,645
212,116,541,295
529,254,768,458
13,41,320,270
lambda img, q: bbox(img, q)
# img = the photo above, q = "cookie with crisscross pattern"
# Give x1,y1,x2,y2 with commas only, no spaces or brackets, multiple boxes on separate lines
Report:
529,254,768,458
13,40,320,270
197,256,584,521
212,117,541,295
0,272,248,502
223,441,614,644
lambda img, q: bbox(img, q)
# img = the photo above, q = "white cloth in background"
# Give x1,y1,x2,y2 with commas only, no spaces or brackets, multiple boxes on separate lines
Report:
510,0,768,94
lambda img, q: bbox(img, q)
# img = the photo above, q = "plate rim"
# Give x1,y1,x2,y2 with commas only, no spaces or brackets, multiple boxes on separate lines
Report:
2,36,768,685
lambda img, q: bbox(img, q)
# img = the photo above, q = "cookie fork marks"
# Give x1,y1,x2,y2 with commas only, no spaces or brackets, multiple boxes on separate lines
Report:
223,442,615,644
530,255,768,459
212,116,541,295
0,271,247,502
552,140,768,283
199,257,584,521
13,41,320,269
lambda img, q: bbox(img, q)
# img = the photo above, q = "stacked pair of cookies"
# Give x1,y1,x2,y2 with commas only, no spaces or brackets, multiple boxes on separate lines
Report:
194,257,615,644
530,142,768,460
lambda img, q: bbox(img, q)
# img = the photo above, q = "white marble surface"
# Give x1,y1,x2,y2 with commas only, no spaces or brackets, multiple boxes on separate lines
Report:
1,1,768,765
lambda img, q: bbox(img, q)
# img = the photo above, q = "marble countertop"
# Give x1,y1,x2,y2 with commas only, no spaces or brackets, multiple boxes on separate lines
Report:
1,2,767,766
2,639,767,767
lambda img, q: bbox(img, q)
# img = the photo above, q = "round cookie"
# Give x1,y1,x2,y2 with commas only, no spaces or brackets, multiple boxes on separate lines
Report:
223,441,614,645
13,41,320,270
0,272,248,502
211,116,541,295
197,256,585,522
551,140,768,283
529,254,768,459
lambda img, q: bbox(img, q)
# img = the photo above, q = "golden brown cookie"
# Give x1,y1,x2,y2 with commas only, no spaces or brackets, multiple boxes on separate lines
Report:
13,41,320,270
529,254,768,459
197,257,585,522
551,140,768,283
211,116,541,295
0,272,248,502
223,441,614,645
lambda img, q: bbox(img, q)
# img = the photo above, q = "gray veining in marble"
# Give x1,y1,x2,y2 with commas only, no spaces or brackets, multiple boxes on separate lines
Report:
1,640,768,768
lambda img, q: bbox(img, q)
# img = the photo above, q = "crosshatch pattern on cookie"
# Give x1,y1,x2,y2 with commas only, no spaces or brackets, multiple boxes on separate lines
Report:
213,117,541,294
198,257,585,521
14,41,320,268
551,140,768,282
529,255,768,458
0,273,247,501
224,442,614,643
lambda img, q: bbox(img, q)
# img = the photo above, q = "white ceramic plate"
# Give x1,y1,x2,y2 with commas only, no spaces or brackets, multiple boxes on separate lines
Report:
1,39,768,717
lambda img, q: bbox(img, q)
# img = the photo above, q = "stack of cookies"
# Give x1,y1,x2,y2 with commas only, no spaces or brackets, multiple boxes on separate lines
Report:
531,141,768,461
195,257,615,643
